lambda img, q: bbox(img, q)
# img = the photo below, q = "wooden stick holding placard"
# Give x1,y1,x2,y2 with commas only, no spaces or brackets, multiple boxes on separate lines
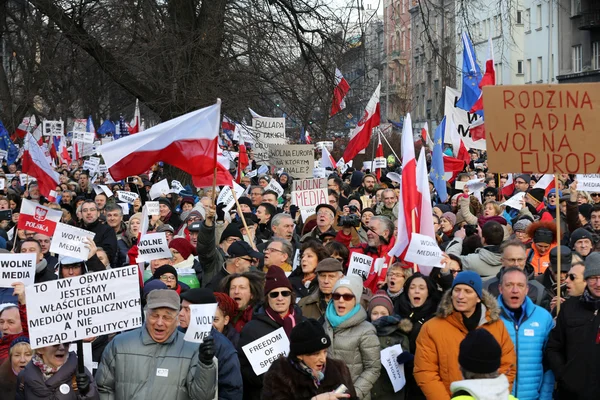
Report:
555,174,562,314
234,195,257,251
379,130,400,161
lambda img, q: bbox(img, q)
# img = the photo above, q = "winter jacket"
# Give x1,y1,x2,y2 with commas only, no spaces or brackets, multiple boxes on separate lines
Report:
196,221,225,286
446,238,503,278
0,303,28,364
413,290,517,400
35,258,57,283
16,352,99,400
261,356,358,400
370,315,409,400
237,304,305,400
527,243,557,276
498,295,554,400
0,357,18,400
288,267,318,299
95,325,217,400
83,219,118,266
297,289,327,321
450,375,517,400
323,307,381,400
546,294,600,399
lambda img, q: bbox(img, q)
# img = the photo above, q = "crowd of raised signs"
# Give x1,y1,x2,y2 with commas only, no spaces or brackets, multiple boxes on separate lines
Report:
0,146,599,400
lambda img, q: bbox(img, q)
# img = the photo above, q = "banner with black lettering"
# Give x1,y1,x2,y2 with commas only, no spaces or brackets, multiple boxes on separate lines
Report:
0,253,36,287
184,303,218,343
50,223,96,260
26,266,142,349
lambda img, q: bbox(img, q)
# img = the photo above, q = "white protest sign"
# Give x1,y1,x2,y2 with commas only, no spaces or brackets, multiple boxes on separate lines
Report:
337,158,348,174
268,145,314,179
43,120,64,137
292,188,327,220
7,227,14,242
73,130,95,144
171,180,185,194
98,185,113,197
252,117,287,163
105,172,115,184
265,179,284,198
293,178,326,193
98,164,108,174
20,174,35,186
465,178,485,194
577,175,600,192
363,161,373,171
292,249,300,271
26,266,142,349
116,191,139,204
381,344,406,392
374,157,387,169
247,169,258,178
242,327,290,376
100,137,113,145
93,185,103,196
313,168,326,178
80,143,96,157
145,201,159,216
501,191,526,210
217,182,245,213
50,223,96,260
83,158,100,174
149,179,170,200
0,179,5,191
184,303,218,343
404,233,443,270
136,232,172,263
0,150,7,160
117,203,129,215
347,253,373,280
5,174,14,183
0,253,36,287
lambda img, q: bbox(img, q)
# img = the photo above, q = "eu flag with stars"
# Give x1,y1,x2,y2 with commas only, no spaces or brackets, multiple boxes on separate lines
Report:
456,32,482,116
430,116,448,202
0,121,20,165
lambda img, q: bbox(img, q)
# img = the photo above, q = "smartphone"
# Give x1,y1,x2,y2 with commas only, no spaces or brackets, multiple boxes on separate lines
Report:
0,209,12,221
127,177,135,183
334,384,348,394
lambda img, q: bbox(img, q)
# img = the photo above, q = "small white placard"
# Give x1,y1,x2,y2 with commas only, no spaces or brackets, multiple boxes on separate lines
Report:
242,327,290,376
49,223,96,260
184,303,218,343
381,344,406,392
347,253,373,280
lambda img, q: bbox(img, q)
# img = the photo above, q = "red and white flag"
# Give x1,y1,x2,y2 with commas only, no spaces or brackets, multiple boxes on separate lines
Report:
321,146,337,170
236,136,249,184
471,37,496,114
416,147,437,275
421,122,433,148
533,174,556,196
501,174,515,197
470,118,486,141
305,130,312,144
14,119,31,139
128,99,142,134
47,190,58,203
100,99,233,187
449,117,471,164
375,133,383,181
342,83,381,161
17,199,62,236
22,133,60,199
330,68,351,117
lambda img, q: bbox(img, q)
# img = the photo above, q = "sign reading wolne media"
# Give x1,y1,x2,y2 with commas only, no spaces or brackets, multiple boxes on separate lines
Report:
484,83,600,174
26,266,142,349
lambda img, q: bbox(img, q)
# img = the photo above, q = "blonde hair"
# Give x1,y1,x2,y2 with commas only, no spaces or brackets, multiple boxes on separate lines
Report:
483,200,502,216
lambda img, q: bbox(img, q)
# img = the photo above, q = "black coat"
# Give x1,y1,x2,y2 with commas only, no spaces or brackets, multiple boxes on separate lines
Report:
288,267,318,299
262,357,358,400
83,219,118,266
546,295,600,400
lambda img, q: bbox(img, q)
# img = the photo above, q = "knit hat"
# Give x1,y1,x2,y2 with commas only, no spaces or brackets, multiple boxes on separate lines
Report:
264,266,293,295
363,173,377,182
143,280,168,299
316,258,344,273
368,290,394,316
332,275,363,300
458,329,502,374
579,204,593,222
452,271,483,299
158,197,172,210
180,288,216,304
516,174,531,184
214,292,238,317
533,228,554,244
527,188,545,204
434,204,452,214
219,223,243,243
548,188,563,198
550,246,572,273
350,171,365,188
584,252,600,279
188,222,201,232
169,237,196,260
10,336,30,350
146,289,180,311
513,218,532,232
289,319,331,358
442,212,457,227
181,196,195,207
152,265,178,281
569,228,595,249
238,197,253,208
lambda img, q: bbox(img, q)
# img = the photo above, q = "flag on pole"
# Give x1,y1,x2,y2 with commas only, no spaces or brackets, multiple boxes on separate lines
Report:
430,117,448,202
321,146,337,170
342,83,381,162
421,122,433,148
97,120,116,136
86,115,95,139
456,32,482,115
17,199,62,236
416,147,436,245
0,121,19,165
448,117,471,164
305,129,312,144
14,118,31,139
330,68,351,117
129,99,141,134
22,133,60,198
375,133,383,181
470,37,496,115
236,136,249,184
501,174,515,197
533,174,556,196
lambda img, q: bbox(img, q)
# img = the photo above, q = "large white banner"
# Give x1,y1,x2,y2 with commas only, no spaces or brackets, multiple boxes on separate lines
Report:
444,87,486,150
26,266,142,349
0,253,36,287
252,117,286,163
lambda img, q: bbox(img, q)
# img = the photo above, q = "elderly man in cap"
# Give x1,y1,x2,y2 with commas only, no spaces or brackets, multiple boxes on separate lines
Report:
204,241,263,291
298,258,345,320
535,245,570,313
96,289,217,400
301,204,338,242
179,288,243,399
546,252,600,399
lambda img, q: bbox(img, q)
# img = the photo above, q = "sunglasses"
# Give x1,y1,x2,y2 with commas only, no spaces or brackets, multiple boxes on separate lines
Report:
332,293,356,301
567,273,577,281
268,290,292,299
592,193,600,197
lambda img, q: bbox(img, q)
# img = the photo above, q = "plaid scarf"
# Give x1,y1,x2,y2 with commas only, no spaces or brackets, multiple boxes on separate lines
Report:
290,358,325,388
581,287,600,310
32,353,62,381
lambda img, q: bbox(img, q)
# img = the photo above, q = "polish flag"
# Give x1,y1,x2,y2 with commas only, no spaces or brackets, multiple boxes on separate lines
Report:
236,136,249,184
533,174,556,196
321,146,337,170
22,133,60,199
129,99,141,134
470,118,486,141
390,113,419,259
448,117,471,164
330,68,351,117
193,145,234,188
17,199,63,236
501,174,515,197
72,141,81,161
443,155,467,183
47,190,58,202
342,83,381,161
100,99,233,187
470,37,496,115
32,124,43,144
14,119,30,139
305,130,312,144
421,122,433,148
375,133,383,181
416,146,437,276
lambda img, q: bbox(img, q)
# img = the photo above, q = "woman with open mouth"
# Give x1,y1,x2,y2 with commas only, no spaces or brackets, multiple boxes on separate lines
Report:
15,341,99,399
0,337,33,399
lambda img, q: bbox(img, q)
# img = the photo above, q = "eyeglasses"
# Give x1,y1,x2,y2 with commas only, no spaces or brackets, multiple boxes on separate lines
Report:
567,273,578,281
268,290,292,299
332,293,355,301
316,211,334,218
159,275,176,282
387,272,404,279
592,193,600,197
449,269,461,275
265,247,284,254
240,257,255,263
586,276,600,283
548,194,556,199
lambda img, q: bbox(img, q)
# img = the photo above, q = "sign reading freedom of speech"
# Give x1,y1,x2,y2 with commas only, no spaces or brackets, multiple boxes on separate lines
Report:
242,327,290,376
484,83,600,174
268,145,314,179
0,253,36,287
252,117,286,163
49,223,96,260
26,266,142,349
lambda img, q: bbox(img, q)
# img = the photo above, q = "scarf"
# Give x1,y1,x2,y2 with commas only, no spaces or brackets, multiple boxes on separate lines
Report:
32,353,62,381
581,287,600,310
233,306,254,333
160,211,172,224
387,288,402,299
302,272,316,287
290,358,325,388
325,301,361,329
462,302,482,332
265,305,297,337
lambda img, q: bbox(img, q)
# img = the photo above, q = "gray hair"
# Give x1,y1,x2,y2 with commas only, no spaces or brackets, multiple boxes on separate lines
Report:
105,204,123,215
269,238,293,261
460,367,500,380
371,215,394,240
271,213,293,228
250,185,264,194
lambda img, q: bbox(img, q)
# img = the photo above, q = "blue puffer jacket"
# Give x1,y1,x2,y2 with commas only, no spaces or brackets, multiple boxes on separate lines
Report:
498,295,554,400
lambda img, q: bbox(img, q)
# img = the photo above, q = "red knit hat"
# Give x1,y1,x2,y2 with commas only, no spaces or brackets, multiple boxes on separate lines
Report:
169,237,197,260
264,266,293,295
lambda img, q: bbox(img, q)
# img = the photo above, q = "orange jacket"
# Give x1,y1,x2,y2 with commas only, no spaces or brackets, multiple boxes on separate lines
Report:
413,290,516,400
527,242,557,275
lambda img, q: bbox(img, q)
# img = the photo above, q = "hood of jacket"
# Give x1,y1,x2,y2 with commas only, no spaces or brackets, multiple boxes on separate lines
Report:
474,247,502,266
450,374,511,400
35,258,48,274
436,289,500,327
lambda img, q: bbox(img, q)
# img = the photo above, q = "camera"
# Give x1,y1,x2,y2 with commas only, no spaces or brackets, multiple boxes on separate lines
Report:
338,214,360,228
0,209,12,221
348,205,359,214
464,224,479,237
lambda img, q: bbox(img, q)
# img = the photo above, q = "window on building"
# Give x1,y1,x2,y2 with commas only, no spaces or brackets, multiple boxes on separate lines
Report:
573,45,582,72
525,9,531,31
495,63,503,84
517,60,523,75
526,59,532,82
536,5,542,29
537,57,543,82
495,15,501,36
572,0,581,16
593,42,600,70
516,10,523,24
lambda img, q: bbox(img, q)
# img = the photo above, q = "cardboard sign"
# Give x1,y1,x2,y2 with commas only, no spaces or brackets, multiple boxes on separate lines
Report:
50,223,96,260
252,117,287,163
291,188,327,219
268,145,314,179
265,180,284,198
347,253,373,280
484,83,600,173
83,158,100,174
73,130,95,144
136,232,172,263
149,179,170,200
577,174,600,192
43,120,64,137
116,191,139,204
184,303,218,343
242,327,290,376
381,344,406,392
0,253,37,287
404,233,443,266
145,201,159,216
117,203,130,215
292,178,326,192
26,266,142,349
444,87,486,150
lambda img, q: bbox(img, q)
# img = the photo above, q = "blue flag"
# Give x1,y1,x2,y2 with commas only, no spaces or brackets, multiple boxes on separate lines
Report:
0,121,20,165
300,127,306,144
456,32,482,116
97,120,116,136
430,117,448,203
387,119,403,129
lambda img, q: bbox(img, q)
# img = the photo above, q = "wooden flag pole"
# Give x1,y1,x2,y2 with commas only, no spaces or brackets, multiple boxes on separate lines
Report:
555,173,562,314
211,168,218,204
379,130,401,161
234,195,257,251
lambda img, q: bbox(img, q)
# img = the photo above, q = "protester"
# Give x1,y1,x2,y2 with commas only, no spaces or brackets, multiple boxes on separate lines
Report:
20,239,57,283
0,283,28,364
213,292,240,347
536,246,570,312
80,200,118,266
288,239,329,298
298,258,344,320
158,197,182,230
446,221,504,278
220,271,265,332
526,221,557,275
263,238,293,272
380,263,412,308
566,259,587,297
147,265,190,295
302,204,337,242
205,240,263,291
0,337,32,399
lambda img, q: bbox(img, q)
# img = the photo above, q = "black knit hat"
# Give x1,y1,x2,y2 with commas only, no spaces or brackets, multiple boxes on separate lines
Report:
569,227,595,249
180,288,216,304
238,197,253,208
289,319,331,358
152,265,178,281
458,329,501,374
219,223,243,243
158,197,172,210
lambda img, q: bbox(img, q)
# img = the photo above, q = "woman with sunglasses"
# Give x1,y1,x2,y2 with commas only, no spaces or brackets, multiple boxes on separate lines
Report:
323,275,380,400
238,266,305,400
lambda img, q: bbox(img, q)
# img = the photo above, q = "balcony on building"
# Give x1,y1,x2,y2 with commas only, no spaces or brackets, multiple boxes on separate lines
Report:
578,8,600,30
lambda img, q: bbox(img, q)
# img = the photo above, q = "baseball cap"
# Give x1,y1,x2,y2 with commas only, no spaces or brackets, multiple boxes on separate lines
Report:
227,241,263,260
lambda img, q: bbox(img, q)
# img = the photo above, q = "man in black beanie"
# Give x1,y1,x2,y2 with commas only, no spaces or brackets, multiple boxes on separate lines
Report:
450,329,516,399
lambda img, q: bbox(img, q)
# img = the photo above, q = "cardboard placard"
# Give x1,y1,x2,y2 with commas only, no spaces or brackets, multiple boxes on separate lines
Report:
268,145,314,179
136,232,172,263
291,188,327,220
374,158,387,169
183,303,218,343
292,178,326,192
98,164,108,174
484,83,600,173
73,130,95,144
49,223,96,260
241,327,290,376
347,253,373,280
25,266,142,349
0,253,37,287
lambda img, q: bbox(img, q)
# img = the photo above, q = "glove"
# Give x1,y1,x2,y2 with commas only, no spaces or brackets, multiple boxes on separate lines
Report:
396,351,414,365
76,373,90,395
216,203,226,222
199,336,215,365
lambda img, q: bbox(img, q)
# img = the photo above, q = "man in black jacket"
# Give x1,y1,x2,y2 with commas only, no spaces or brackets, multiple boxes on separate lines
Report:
80,200,118,267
